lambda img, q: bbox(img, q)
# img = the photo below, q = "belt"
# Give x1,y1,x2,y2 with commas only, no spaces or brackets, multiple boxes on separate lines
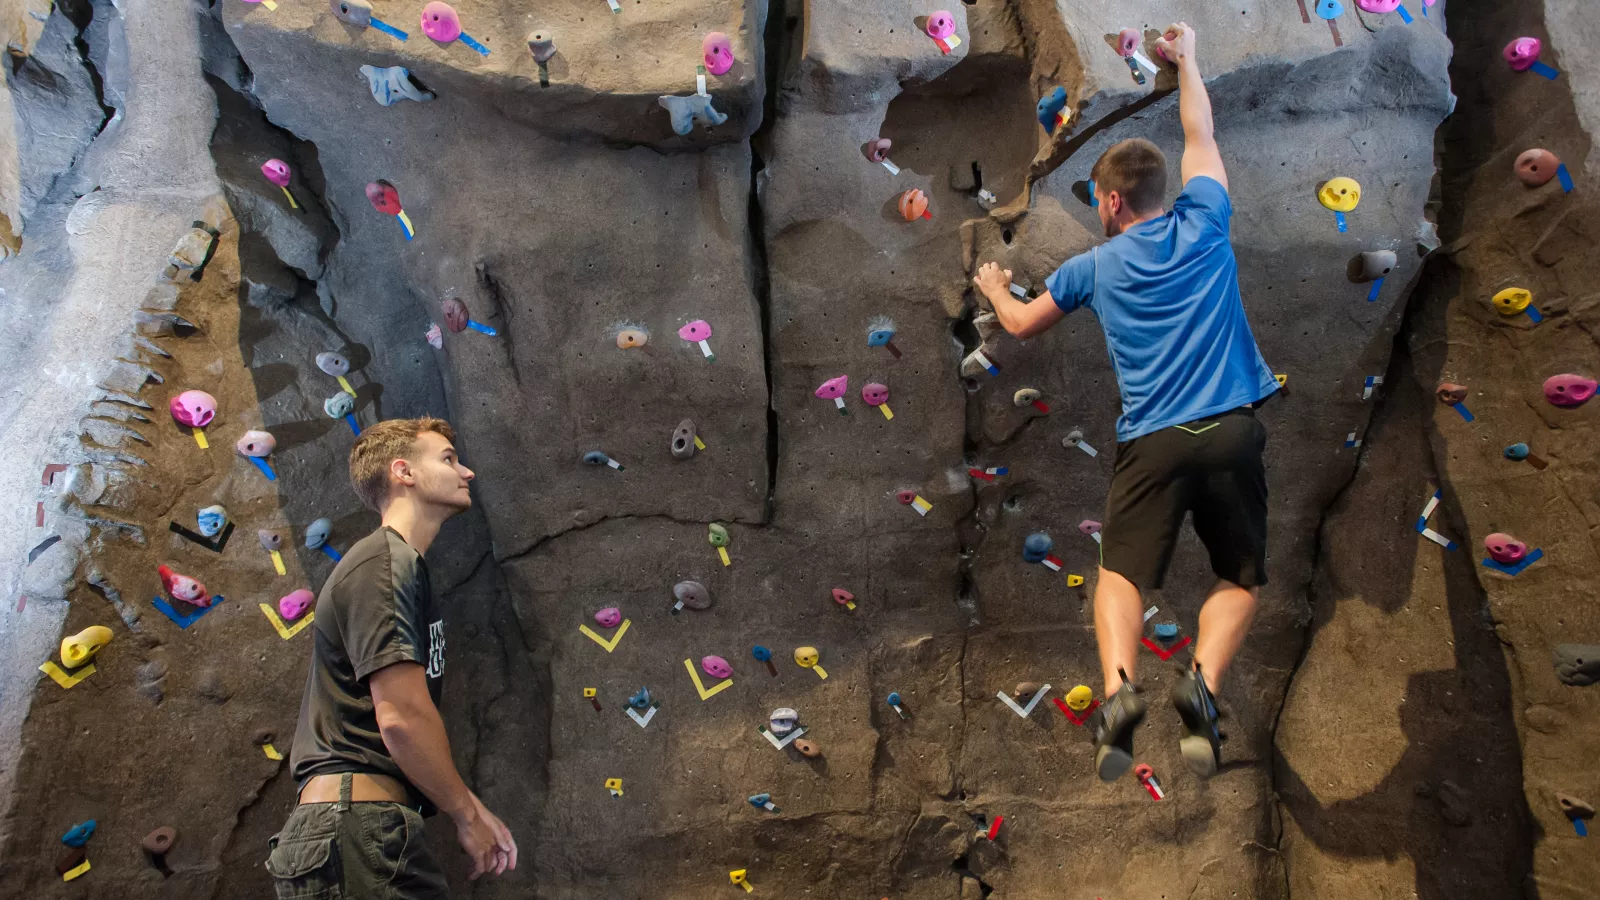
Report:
298,772,413,805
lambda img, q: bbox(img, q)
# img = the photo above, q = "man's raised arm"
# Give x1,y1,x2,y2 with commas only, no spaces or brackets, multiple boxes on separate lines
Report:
1156,23,1227,191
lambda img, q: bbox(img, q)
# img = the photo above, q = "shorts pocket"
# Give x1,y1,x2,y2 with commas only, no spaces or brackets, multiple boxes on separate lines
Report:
265,832,342,899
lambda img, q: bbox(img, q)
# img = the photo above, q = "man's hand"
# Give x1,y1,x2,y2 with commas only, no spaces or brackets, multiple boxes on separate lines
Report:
1154,22,1195,68
972,262,1013,305
453,793,518,879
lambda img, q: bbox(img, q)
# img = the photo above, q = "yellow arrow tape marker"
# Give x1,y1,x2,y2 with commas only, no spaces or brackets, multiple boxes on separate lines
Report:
684,658,734,700
263,743,283,760
39,660,94,689
579,619,631,653
260,603,315,640
62,859,90,881
336,375,357,397
192,427,209,449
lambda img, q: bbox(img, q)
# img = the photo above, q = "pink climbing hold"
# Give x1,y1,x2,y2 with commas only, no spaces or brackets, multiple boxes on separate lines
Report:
170,390,217,428
1544,374,1596,407
158,564,211,607
235,430,277,457
701,655,733,679
678,320,712,342
279,589,315,621
420,1,462,43
1483,533,1528,564
1079,519,1102,536
1355,0,1400,11
831,588,855,606
925,10,956,40
1503,37,1542,72
865,138,892,163
861,383,889,406
261,159,291,187
896,489,917,505
365,181,402,215
1515,149,1561,187
595,607,622,629
1116,28,1140,57
703,32,734,75
815,375,849,400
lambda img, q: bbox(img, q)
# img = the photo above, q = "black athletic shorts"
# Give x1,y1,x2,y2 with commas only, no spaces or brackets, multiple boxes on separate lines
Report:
1100,406,1268,590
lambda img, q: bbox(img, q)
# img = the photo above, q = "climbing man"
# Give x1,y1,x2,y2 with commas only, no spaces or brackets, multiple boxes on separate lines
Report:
972,23,1277,781
267,417,517,897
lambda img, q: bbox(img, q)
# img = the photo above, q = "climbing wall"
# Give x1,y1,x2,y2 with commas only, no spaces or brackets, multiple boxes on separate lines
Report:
0,0,1594,897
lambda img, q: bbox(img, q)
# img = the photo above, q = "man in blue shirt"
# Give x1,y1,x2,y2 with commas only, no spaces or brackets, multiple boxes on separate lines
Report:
973,23,1277,783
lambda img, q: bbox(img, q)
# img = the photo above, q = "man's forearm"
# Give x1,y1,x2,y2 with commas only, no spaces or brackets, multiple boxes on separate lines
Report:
1176,54,1214,144
379,704,475,819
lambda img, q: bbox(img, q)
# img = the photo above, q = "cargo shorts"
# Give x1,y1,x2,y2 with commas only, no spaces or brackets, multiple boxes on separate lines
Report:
265,773,447,899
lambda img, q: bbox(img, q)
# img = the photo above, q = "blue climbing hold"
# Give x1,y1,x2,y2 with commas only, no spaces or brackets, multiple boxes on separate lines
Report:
751,645,772,662
1037,86,1067,136
1022,532,1054,563
748,793,771,807
887,692,902,707
1315,0,1344,19
1153,623,1179,641
628,687,651,710
1504,443,1530,461
62,820,96,848
867,328,896,348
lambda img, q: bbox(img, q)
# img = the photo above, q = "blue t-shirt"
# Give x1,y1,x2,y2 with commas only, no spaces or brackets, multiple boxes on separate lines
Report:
1045,175,1277,442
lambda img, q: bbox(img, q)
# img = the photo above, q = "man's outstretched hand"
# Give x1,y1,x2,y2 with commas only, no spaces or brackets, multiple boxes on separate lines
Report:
454,792,518,880
1154,22,1195,68
972,261,1013,305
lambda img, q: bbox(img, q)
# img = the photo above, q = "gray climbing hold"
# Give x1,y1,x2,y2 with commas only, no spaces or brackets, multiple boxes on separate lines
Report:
258,529,282,552
658,93,727,135
1346,250,1397,283
671,419,697,460
673,580,711,610
1012,682,1041,699
1554,644,1600,686
324,393,355,418
360,65,435,107
1013,388,1041,408
1062,428,1085,448
1559,793,1595,820
768,708,798,735
168,228,214,273
330,0,371,26
527,30,556,63
304,517,332,550
316,351,350,377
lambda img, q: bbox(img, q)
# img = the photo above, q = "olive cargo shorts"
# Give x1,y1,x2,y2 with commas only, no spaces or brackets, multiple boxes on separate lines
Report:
265,774,448,899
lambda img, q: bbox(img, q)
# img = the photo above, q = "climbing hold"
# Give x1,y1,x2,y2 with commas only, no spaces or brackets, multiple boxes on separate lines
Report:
235,430,276,458
1078,519,1102,536
1355,0,1399,10
1435,383,1468,405
708,523,730,546
1013,682,1041,699
304,517,332,549
752,646,773,662
359,65,435,106
1013,388,1041,407
1037,86,1067,135
658,93,727,135
671,420,697,460
1116,27,1140,56
365,180,415,239
259,529,282,552
1554,644,1600,686
1022,533,1053,563
1346,250,1395,282
442,297,468,333
60,625,112,668
261,159,291,187
1504,443,1529,461
703,32,734,74
792,738,821,758
316,352,350,377
831,588,856,609
279,589,314,621
330,0,372,25
748,792,779,811
61,820,96,848
1515,148,1562,187
1502,37,1542,72
1544,374,1596,407
1492,287,1533,316
896,489,917,505
527,30,557,63
1152,623,1180,641
679,319,715,360
887,692,909,717
616,327,648,349
867,320,901,358
142,826,177,856
898,189,930,221
595,607,622,628
158,564,211,607
1559,793,1596,820
865,138,892,163
673,581,712,610
701,656,733,679
198,506,229,538
1483,533,1528,564
1064,684,1094,711
794,647,819,667
1318,177,1361,212
1315,0,1344,18
170,390,217,428
583,450,624,471
815,375,850,415
168,227,216,275
421,2,476,49
925,10,961,53
324,392,355,418
861,383,892,419
768,708,798,735
628,687,652,709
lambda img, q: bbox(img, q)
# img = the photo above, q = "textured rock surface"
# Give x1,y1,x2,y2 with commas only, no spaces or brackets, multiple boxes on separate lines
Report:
0,0,1593,898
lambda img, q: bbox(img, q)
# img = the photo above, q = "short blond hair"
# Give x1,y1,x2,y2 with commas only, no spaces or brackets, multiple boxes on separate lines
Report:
1091,138,1168,214
348,416,457,512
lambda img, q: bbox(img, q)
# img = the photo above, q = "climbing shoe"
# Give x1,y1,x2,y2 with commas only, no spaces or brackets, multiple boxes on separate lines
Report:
1089,668,1146,782
1172,664,1223,778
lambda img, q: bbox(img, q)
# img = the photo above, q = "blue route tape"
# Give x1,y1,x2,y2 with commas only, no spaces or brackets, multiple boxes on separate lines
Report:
397,215,414,241
467,320,499,336
152,594,226,630
1453,402,1474,423
1557,163,1574,192
249,455,277,481
1526,305,1543,323
1577,819,1589,837
1481,548,1543,576
346,414,361,435
458,32,491,55
1530,61,1559,80
1367,277,1384,302
370,18,408,40
321,544,344,562
1395,3,1413,23
1335,210,1348,233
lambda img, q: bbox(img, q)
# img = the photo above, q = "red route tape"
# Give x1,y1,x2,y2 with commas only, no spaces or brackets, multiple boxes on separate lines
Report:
1140,635,1192,661
41,464,66,486
1052,696,1099,725
986,816,1003,840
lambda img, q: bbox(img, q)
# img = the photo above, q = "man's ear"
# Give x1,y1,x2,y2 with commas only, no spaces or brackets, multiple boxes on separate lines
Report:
389,457,415,488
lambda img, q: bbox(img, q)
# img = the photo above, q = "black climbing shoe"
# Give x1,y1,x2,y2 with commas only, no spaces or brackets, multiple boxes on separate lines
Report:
1089,668,1146,782
1172,665,1222,778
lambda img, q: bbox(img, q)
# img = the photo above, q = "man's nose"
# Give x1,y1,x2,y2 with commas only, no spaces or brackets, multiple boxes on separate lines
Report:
460,465,475,481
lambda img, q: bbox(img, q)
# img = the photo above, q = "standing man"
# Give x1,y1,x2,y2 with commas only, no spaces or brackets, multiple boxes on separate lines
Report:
972,24,1277,782
266,417,517,898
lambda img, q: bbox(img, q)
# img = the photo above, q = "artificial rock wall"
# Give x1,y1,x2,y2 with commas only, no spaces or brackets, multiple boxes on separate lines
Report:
0,0,1592,898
